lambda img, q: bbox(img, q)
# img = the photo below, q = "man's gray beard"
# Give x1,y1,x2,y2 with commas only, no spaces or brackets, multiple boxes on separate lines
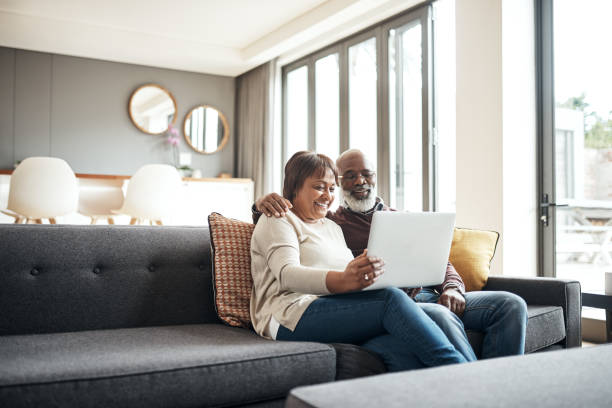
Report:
341,186,377,213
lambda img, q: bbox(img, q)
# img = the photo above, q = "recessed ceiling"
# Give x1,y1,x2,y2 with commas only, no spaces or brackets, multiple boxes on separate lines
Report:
0,0,421,76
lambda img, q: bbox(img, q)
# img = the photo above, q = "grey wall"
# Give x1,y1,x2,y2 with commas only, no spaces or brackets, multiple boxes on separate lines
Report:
0,47,235,176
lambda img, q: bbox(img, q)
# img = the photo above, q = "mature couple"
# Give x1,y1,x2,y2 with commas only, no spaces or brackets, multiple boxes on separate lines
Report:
249,149,527,371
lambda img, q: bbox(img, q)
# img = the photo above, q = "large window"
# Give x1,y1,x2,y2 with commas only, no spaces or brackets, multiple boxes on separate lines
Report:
281,1,455,211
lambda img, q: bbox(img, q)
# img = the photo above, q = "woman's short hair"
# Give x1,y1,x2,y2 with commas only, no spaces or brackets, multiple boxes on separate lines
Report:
283,151,338,202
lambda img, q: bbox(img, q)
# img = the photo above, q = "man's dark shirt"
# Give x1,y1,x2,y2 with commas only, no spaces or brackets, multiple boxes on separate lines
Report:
326,199,390,258
252,199,465,294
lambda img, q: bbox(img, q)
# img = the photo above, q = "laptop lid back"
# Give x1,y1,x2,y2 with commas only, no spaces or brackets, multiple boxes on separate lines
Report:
364,211,456,290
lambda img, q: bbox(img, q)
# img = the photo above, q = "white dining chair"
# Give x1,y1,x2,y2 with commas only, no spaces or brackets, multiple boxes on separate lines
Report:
114,164,182,225
78,178,125,224
1,157,78,224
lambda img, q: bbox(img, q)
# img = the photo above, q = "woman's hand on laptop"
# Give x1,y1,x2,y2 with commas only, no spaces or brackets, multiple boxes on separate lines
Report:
326,250,385,293
256,193,292,217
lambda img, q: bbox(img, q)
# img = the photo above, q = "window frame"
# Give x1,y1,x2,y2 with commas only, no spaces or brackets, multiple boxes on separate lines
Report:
535,0,556,277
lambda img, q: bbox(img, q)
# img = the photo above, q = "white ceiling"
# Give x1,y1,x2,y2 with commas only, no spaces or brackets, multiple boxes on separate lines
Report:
0,0,421,77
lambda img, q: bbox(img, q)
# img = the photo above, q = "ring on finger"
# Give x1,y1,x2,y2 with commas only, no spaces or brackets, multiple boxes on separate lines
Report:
364,273,369,281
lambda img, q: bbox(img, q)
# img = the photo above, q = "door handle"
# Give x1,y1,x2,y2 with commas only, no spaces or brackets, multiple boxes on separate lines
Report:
540,194,568,226
539,202,569,208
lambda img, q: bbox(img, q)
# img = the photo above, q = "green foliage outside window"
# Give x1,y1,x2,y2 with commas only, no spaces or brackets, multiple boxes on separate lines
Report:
558,93,612,148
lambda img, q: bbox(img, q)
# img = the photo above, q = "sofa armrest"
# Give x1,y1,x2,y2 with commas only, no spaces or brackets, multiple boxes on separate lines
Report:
482,276,582,348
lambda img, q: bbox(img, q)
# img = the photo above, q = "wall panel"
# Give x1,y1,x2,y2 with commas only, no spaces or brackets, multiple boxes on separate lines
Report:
0,47,235,177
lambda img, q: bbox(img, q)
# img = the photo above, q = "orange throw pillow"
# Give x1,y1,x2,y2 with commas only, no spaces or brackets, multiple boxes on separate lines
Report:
449,228,500,292
208,212,255,328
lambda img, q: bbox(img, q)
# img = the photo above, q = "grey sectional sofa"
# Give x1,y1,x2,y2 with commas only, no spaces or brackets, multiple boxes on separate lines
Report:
0,224,581,407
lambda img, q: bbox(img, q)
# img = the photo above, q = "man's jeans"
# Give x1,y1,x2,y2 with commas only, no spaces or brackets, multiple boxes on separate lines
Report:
415,288,528,359
277,287,467,372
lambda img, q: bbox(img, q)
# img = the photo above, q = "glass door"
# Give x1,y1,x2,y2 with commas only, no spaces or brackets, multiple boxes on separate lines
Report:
539,0,612,303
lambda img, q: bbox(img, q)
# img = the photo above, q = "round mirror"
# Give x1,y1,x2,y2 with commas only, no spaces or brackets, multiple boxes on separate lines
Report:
183,105,229,154
128,84,177,135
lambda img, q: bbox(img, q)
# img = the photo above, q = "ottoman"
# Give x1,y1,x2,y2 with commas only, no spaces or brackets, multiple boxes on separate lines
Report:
286,345,612,408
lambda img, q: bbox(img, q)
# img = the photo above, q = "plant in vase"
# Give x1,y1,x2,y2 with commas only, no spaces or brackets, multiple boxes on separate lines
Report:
164,124,194,176
177,165,195,177
165,124,180,167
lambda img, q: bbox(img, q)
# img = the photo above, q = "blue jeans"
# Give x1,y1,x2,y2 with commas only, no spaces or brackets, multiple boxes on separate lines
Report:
276,287,467,372
415,288,528,359
415,301,477,362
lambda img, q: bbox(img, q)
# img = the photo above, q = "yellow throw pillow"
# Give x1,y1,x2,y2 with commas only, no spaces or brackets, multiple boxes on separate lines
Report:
448,228,500,292
208,212,255,328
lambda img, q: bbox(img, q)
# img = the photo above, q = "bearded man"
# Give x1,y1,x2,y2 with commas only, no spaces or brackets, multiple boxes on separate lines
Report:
253,149,527,364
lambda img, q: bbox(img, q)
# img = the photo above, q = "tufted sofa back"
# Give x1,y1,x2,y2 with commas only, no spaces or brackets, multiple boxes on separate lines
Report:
0,224,220,335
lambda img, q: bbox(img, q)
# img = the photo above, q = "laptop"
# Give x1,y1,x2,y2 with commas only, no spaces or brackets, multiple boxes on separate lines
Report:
363,211,456,290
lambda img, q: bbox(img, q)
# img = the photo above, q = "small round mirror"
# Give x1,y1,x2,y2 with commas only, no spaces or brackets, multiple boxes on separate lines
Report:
128,84,177,135
183,105,229,154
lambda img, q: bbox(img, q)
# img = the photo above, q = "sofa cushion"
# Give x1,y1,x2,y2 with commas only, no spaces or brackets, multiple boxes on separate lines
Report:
208,212,255,328
466,304,566,356
449,228,499,291
524,305,566,352
0,324,336,408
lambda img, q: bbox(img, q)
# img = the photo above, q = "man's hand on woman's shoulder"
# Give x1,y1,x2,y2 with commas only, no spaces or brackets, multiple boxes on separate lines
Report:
256,193,292,217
